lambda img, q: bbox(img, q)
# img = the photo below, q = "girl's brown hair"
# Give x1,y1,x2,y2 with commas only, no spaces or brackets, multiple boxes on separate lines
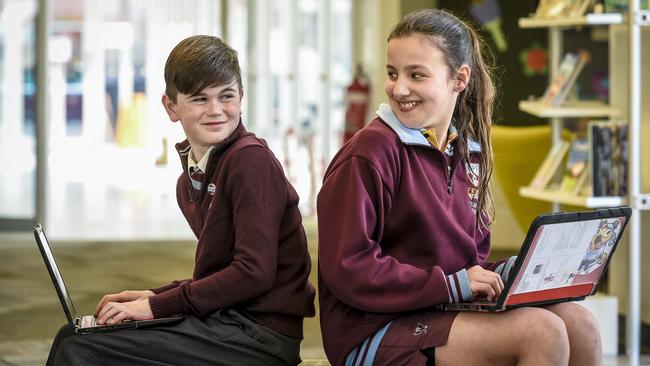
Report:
389,9,498,229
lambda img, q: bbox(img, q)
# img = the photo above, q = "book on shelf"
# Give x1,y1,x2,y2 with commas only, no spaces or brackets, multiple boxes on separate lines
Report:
530,140,571,190
541,50,591,107
560,138,590,194
569,0,595,17
534,0,594,18
589,121,628,197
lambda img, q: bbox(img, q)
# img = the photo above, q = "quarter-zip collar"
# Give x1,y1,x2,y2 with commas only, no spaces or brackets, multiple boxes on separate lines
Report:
175,119,249,201
376,103,482,195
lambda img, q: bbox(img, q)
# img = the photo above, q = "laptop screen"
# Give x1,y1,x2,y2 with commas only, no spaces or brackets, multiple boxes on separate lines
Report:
34,224,78,324
509,214,627,300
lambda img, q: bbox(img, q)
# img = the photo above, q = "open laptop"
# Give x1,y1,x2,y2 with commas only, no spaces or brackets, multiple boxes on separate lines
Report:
34,224,184,334
440,207,631,312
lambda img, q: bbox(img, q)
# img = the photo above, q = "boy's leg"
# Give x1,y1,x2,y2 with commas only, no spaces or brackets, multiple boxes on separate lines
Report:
435,307,570,366
46,324,75,366
49,309,301,366
545,302,602,366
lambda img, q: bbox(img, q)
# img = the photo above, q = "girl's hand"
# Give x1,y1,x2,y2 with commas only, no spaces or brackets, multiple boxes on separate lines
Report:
467,265,504,301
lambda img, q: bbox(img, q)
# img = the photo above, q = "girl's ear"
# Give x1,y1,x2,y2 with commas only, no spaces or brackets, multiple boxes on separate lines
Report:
454,64,471,93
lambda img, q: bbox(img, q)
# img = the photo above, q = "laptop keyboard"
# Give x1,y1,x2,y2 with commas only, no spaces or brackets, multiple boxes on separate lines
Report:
80,315,97,328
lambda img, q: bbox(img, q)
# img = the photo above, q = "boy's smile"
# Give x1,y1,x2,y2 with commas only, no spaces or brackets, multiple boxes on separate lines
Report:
163,81,243,161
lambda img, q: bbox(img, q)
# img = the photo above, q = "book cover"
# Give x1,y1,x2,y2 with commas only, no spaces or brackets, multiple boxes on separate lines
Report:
530,140,571,190
560,138,590,194
590,122,612,196
569,0,594,17
542,50,591,107
551,50,590,106
535,0,575,18
613,124,628,196
541,52,578,105
589,121,628,197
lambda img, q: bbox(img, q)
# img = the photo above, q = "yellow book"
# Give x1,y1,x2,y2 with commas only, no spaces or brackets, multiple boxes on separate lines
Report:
530,141,571,190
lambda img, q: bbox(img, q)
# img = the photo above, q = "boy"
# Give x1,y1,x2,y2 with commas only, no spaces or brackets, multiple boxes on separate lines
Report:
47,35,315,366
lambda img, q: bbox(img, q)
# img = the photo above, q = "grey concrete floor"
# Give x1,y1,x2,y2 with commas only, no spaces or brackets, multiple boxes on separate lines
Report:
0,219,648,366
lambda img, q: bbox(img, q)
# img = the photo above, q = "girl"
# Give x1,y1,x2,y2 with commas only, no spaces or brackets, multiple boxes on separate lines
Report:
317,9,600,366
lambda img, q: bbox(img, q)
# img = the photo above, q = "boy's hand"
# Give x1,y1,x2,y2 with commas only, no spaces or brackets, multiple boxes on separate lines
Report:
94,290,155,317
467,265,504,301
96,299,154,325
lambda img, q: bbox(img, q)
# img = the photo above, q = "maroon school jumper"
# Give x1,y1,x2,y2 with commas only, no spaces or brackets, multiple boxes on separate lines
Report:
317,105,493,365
149,121,315,339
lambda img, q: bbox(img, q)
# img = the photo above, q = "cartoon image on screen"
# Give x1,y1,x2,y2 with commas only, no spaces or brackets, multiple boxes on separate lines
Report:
577,219,621,274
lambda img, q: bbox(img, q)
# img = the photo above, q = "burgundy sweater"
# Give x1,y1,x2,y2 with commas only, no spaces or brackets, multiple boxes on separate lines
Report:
317,105,494,365
148,122,315,339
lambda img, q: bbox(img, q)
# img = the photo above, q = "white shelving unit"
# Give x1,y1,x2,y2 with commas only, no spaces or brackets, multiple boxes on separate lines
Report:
518,5,648,363
518,100,620,118
519,186,625,208
518,13,624,28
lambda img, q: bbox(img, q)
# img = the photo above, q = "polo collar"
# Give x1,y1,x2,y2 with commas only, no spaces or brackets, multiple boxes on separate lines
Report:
376,103,481,153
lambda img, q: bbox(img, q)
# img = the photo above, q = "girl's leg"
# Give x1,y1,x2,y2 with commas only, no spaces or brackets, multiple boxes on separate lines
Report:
435,307,570,366
545,302,602,366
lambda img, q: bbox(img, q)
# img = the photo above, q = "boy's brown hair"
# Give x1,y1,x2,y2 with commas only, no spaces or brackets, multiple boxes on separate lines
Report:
164,35,243,103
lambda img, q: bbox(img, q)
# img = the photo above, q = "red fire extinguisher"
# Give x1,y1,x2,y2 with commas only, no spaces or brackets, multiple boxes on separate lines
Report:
343,65,370,144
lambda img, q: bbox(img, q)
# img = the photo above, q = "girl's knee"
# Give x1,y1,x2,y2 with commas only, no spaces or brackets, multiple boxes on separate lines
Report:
506,308,570,365
551,303,601,341
560,303,602,352
564,304,599,332
519,308,570,354
528,308,568,339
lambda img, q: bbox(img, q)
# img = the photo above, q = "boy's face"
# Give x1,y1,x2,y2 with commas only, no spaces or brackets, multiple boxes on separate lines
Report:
163,81,242,159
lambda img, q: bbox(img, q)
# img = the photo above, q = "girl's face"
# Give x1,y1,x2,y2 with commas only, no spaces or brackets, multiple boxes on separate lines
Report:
385,35,466,132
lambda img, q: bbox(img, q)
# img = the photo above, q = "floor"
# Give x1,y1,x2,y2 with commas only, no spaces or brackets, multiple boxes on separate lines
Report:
1,219,650,366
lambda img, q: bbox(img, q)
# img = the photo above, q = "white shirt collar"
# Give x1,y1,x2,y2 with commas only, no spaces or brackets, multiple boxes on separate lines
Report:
188,146,215,172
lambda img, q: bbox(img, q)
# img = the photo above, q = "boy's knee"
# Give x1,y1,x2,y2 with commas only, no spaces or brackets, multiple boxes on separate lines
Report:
53,332,96,365
52,336,82,365
54,324,75,340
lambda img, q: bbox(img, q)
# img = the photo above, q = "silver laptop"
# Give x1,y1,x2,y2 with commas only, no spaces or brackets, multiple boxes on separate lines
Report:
439,207,631,312
34,224,184,334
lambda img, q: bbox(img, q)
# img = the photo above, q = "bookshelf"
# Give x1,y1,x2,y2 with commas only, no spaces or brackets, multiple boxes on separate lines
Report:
518,100,620,118
518,186,625,208
518,5,648,363
518,13,624,28
517,19,625,209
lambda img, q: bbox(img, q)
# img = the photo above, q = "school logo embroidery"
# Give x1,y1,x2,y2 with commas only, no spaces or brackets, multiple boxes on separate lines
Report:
207,183,216,196
466,162,480,213
412,322,428,336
